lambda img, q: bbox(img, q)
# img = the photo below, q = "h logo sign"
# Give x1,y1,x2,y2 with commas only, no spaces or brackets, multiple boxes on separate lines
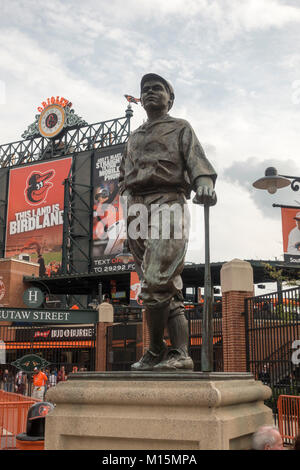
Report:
23,287,44,308
28,290,39,303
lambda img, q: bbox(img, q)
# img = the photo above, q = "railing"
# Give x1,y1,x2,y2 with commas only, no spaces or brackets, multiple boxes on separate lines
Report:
186,303,223,372
0,390,40,449
113,305,143,323
245,286,300,421
0,114,131,168
278,394,300,446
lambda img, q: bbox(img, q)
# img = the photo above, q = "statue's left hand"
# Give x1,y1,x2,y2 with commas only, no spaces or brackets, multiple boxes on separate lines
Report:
192,177,217,206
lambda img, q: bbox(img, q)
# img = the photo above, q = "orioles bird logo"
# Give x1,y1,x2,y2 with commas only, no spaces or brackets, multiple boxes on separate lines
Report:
38,404,51,417
24,170,55,205
124,94,141,104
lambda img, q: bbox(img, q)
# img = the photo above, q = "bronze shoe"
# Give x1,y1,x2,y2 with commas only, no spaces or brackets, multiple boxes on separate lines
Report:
153,349,194,371
131,343,168,371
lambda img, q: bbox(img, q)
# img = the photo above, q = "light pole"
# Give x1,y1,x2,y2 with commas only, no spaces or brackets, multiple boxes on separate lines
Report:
252,166,300,297
252,167,300,194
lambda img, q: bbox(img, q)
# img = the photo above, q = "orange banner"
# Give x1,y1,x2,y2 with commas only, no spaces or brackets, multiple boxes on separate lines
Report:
130,271,143,306
5,158,72,276
281,208,300,263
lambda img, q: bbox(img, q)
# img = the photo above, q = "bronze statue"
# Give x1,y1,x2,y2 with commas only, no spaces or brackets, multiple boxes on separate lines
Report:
119,73,217,371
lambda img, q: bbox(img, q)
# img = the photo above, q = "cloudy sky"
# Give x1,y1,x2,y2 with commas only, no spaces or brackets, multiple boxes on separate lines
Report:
1,0,300,269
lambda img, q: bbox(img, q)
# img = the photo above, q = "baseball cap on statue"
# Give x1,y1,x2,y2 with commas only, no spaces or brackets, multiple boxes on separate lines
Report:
294,212,300,220
140,73,175,110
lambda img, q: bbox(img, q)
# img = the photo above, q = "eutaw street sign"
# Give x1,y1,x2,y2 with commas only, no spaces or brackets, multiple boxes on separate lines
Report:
0,308,98,324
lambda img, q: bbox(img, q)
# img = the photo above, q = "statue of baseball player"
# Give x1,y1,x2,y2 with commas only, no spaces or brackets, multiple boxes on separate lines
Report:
119,73,217,371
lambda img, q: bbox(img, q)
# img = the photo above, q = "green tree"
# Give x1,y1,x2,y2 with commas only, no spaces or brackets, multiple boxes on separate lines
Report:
262,263,300,287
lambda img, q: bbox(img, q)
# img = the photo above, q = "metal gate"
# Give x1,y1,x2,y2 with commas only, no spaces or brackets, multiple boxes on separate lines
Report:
105,304,223,372
186,303,223,372
106,323,140,371
0,324,96,396
106,306,143,371
245,286,300,420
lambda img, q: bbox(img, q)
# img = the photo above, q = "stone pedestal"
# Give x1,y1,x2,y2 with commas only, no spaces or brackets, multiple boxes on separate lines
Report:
45,372,272,450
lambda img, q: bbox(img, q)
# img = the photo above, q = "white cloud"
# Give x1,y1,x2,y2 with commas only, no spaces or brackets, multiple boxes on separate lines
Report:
1,0,300,265
226,0,300,32
187,179,284,264
185,0,300,40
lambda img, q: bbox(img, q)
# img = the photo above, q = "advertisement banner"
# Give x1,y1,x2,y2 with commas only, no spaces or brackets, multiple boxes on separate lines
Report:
5,157,72,276
281,208,300,264
130,271,143,306
92,145,135,274
15,325,95,342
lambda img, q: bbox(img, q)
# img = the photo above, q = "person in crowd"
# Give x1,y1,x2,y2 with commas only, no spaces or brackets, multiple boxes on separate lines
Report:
258,364,271,385
37,253,46,277
48,370,57,388
32,367,48,400
3,369,13,392
57,366,67,383
15,370,27,395
251,425,284,450
44,368,50,389
293,433,300,450
103,294,111,303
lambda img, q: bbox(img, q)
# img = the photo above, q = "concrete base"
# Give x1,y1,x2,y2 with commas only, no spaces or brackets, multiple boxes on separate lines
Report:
45,372,272,450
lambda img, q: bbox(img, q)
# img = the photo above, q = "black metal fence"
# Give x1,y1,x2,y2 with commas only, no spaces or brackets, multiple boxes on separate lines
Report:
186,302,223,372
106,323,140,371
0,324,96,396
105,303,223,372
0,114,131,168
245,286,300,421
106,306,143,371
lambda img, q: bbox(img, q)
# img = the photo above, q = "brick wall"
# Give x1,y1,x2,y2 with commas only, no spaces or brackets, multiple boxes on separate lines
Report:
0,258,39,326
95,322,113,371
222,290,253,372
221,259,254,373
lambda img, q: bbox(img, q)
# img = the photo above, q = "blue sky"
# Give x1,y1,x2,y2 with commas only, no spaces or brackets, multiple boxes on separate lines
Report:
1,0,300,268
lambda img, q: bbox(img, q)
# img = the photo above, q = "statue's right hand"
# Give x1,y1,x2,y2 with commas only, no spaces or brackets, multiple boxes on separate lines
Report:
193,185,217,206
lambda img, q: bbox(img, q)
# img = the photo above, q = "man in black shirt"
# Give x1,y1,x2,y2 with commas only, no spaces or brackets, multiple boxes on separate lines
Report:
38,254,46,277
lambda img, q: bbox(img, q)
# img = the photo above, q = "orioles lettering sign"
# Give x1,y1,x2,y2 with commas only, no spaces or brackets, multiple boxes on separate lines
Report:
37,96,72,113
37,96,72,138
22,96,87,140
